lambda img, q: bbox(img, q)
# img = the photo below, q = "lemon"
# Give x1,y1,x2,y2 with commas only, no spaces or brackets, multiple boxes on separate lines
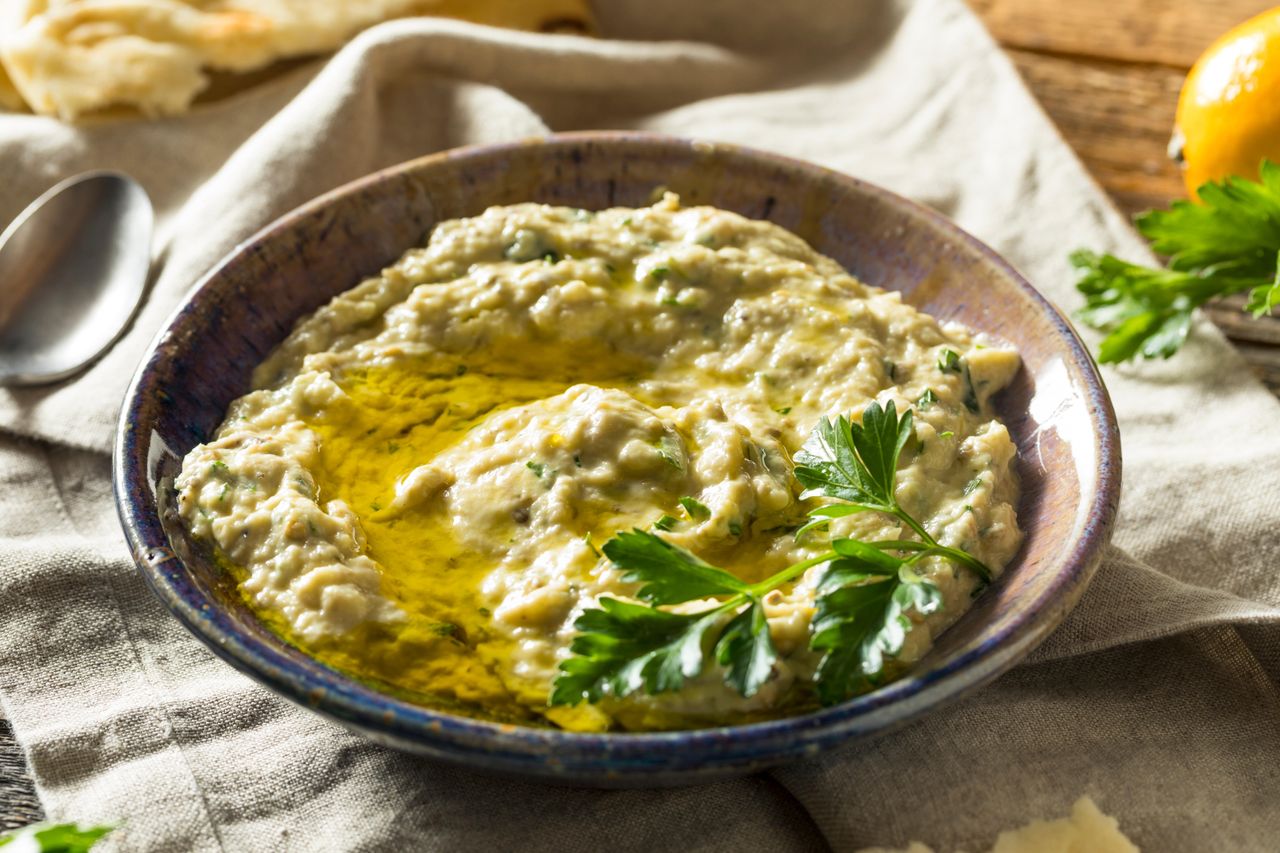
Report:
1171,6,1280,198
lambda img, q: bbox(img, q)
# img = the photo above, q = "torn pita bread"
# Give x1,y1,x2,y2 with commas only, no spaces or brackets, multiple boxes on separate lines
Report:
0,67,23,111
0,2,31,109
0,0,595,119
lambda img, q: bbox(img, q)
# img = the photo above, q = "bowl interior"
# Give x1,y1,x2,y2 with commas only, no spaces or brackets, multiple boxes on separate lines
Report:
117,133,1118,782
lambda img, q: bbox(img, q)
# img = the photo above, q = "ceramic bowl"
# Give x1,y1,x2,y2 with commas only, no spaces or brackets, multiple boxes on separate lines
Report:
115,132,1121,786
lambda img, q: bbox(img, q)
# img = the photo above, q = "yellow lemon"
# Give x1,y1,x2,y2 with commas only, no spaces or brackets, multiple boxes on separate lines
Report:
1172,6,1280,198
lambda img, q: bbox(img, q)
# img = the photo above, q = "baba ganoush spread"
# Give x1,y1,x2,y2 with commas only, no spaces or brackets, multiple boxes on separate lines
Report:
175,194,1023,731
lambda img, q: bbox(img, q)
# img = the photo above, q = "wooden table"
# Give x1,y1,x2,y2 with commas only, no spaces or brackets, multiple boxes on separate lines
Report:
3,0,1280,833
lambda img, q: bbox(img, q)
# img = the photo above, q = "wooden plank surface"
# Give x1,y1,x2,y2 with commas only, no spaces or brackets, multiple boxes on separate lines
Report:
4,0,1280,835
1004,48,1186,213
969,0,1277,67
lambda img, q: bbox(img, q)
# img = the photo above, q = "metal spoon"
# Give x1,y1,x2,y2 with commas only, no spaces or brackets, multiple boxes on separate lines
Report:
0,171,153,386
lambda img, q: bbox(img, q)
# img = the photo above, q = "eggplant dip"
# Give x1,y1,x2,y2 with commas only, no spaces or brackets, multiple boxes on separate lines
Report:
175,194,1022,732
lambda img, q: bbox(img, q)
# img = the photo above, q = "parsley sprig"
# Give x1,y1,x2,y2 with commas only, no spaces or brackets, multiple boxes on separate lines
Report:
792,405,991,583
550,401,993,709
547,533,828,705
1072,160,1280,362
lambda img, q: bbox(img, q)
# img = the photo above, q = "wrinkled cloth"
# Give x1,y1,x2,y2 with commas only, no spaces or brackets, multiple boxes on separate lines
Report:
1,1,1279,850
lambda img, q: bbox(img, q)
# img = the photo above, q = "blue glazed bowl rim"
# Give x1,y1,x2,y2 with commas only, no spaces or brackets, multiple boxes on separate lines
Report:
114,131,1121,772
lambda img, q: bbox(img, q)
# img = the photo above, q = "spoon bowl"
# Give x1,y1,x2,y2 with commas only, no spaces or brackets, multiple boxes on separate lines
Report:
0,171,153,386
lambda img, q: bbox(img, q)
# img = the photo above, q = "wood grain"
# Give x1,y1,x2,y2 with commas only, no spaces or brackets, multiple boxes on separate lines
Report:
969,0,1277,67
1005,48,1186,213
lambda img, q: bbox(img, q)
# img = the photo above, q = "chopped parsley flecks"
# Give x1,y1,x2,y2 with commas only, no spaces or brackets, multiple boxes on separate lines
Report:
657,435,683,471
961,365,980,413
678,496,711,521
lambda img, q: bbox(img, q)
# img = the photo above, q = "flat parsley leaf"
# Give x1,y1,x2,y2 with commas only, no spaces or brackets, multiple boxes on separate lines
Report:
678,495,712,520
793,400,912,510
810,549,942,705
549,599,723,705
853,399,914,499
793,415,870,504
794,503,867,538
1072,161,1280,362
823,538,904,588
1141,161,1280,275
1071,251,1210,362
601,528,749,604
656,433,684,470
552,531,778,706
1245,254,1280,318
714,599,777,697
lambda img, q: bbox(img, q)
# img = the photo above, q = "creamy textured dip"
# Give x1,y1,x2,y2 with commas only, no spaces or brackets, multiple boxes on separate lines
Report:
176,194,1023,731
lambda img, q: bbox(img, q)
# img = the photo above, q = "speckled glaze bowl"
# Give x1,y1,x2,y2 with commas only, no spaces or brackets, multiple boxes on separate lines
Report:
115,132,1120,786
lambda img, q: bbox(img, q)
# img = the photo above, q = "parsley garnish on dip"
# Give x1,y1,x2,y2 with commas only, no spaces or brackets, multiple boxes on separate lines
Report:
175,194,1022,731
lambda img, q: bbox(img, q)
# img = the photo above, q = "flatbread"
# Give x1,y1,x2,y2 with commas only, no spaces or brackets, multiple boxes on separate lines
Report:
0,67,23,111
0,0,595,119
0,2,33,110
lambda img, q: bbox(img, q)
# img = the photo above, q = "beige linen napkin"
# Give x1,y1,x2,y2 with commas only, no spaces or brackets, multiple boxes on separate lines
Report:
1,1,1279,850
